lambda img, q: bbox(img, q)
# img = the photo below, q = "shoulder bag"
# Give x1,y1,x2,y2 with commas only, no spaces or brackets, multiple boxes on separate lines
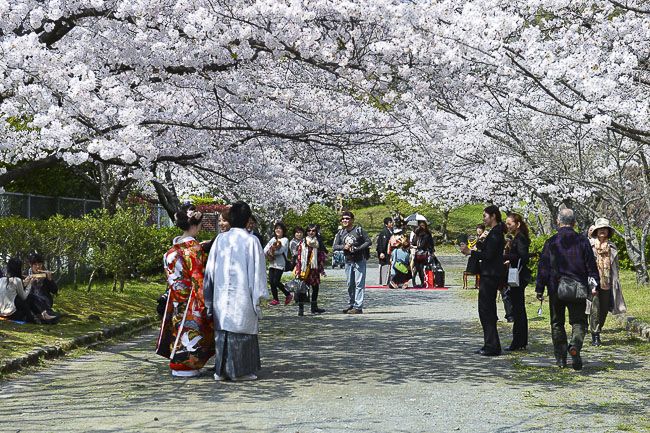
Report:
507,259,521,287
550,244,589,302
282,252,294,272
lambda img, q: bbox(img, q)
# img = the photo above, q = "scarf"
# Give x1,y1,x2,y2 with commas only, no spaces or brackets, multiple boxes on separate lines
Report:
299,237,320,279
594,239,611,290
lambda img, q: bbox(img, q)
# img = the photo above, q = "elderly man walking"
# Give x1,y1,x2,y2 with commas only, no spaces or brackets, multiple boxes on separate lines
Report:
535,208,600,370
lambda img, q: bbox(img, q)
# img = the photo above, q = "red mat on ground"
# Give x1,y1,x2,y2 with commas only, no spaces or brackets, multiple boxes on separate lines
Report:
365,285,449,290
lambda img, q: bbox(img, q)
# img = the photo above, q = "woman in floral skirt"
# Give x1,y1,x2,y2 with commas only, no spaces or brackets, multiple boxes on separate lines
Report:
156,204,215,377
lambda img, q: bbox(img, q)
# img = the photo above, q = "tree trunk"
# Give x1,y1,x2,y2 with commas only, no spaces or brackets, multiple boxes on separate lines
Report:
112,274,118,292
72,261,78,290
152,169,181,220
87,268,97,292
98,163,135,214
440,208,450,243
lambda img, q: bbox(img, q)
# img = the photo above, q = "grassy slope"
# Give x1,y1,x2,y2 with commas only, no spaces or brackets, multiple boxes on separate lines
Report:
353,203,486,242
0,279,164,362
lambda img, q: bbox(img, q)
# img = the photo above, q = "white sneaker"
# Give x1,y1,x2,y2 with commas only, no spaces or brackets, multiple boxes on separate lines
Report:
232,374,257,381
171,369,200,378
213,373,226,381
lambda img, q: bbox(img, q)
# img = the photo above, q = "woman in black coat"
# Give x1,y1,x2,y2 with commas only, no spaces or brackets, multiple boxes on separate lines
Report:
503,213,531,350
412,221,435,287
460,205,505,356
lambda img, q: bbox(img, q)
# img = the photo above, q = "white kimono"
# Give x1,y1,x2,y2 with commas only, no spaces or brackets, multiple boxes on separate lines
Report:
204,228,269,335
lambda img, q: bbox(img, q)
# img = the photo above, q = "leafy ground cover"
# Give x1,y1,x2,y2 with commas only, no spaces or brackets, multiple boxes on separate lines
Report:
0,279,164,362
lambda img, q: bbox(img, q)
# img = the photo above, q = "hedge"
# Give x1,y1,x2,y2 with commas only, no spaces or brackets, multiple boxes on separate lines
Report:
0,208,180,291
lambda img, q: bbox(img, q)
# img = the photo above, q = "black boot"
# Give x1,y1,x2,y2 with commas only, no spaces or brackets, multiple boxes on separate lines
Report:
298,303,304,317
554,344,567,368
594,333,601,347
591,332,598,346
310,285,324,314
568,345,582,371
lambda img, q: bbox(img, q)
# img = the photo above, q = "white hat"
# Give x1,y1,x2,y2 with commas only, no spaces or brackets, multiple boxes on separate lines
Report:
393,228,403,234
592,218,613,238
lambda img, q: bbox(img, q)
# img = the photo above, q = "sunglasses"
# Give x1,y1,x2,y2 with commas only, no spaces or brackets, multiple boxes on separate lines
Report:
307,229,317,233
340,217,351,221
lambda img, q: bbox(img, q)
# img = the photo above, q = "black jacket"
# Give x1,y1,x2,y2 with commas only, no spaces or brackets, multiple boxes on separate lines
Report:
504,233,532,286
471,224,505,279
376,226,392,264
414,230,435,253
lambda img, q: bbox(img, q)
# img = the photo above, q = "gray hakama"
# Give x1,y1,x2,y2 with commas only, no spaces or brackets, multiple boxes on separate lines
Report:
214,330,261,379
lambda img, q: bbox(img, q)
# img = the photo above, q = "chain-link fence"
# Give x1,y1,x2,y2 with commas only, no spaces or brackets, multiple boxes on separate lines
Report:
0,192,173,227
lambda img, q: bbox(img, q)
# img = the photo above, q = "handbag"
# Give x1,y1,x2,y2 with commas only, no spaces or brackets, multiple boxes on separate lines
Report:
414,250,428,264
283,252,294,272
557,276,590,302
550,245,589,303
507,259,521,287
285,278,308,294
394,261,409,275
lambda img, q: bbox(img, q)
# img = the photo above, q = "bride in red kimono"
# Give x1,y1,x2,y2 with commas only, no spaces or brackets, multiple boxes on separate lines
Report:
156,204,215,377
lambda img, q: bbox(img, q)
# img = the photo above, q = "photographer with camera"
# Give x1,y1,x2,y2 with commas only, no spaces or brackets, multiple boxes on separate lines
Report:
333,211,371,314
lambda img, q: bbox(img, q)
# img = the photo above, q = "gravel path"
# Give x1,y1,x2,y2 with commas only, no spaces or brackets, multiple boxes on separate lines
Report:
1,257,648,433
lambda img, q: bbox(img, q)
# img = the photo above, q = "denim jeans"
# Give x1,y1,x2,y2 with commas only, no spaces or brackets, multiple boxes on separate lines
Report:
345,259,367,309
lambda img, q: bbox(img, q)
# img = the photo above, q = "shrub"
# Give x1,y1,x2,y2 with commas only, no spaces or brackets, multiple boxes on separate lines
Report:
0,209,185,291
283,203,339,246
529,233,551,280
610,225,650,272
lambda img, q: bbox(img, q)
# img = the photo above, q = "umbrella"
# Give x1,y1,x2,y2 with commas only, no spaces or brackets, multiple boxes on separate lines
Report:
405,212,428,223
406,220,419,227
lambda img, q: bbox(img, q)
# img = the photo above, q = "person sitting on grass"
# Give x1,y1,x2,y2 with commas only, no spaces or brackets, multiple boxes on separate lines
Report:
389,236,412,289
0,258,37,323
23,253,60,323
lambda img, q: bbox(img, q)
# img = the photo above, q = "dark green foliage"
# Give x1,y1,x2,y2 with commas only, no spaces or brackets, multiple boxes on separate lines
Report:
3,161,99,199
529,233,551,280
283,203,339,245
610,225,650,272
0,209,188,290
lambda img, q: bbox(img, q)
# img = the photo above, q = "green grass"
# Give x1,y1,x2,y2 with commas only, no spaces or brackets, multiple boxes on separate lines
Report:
0,279,164,362
618,270,650,324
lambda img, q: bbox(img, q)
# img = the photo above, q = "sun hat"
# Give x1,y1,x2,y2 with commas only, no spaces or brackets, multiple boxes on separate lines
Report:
591,218,614,238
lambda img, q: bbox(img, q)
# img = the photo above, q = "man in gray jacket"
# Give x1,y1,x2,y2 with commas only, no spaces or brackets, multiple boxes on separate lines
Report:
333,211,371,314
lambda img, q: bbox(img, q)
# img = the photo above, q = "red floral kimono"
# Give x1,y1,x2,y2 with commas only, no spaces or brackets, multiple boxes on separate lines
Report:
156,236,215,373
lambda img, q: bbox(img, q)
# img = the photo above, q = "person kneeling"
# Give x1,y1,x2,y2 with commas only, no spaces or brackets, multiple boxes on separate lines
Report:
389,237,411,289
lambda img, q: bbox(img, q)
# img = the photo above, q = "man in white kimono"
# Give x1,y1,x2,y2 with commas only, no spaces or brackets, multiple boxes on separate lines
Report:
204,201,269,381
